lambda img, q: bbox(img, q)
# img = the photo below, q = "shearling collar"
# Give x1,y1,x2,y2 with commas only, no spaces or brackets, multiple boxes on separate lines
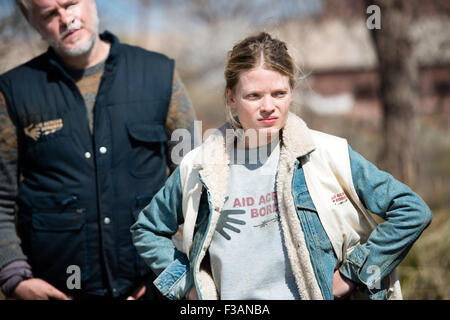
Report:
190,111,317,223
192,112,316,169
280,112,316,160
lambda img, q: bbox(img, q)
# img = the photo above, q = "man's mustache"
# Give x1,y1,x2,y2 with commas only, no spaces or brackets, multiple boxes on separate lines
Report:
60,19,83,40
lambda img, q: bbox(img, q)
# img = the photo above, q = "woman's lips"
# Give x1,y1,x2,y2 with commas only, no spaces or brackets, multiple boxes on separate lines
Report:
258,117,278,125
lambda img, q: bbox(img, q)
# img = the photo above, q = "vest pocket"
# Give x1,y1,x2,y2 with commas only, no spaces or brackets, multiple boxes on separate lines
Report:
30,210,86,292
127,123,168,178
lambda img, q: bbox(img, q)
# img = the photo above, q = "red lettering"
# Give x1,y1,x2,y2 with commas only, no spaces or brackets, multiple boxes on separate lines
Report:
251,209,258,218
233,198,241,208
260,207,266,216
259,195,266,205
247,197,255,206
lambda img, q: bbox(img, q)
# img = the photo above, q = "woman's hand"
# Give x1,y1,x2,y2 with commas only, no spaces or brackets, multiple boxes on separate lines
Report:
126,283,147,300
332,270,356,299
187,286,199,300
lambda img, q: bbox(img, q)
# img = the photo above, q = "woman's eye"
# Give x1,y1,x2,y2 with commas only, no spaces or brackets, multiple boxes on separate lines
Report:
246,93,260,99
273,91,287,98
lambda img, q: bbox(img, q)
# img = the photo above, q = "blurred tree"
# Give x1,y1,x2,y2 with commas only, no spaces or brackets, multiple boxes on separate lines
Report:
137,0,153,46
0,0,43,73
0,2,26,57
366,0,420,187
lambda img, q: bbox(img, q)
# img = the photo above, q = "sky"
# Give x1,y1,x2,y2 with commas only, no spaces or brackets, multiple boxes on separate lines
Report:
1,0,323,35
79,0,322,34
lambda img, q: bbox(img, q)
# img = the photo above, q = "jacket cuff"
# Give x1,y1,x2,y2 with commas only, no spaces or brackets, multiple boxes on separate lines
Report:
340,245,390,299
153,253,192,300
339,244,370,286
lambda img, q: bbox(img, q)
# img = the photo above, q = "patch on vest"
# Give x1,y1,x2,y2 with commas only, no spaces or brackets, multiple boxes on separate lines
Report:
331,192,348,205
24,119,63,141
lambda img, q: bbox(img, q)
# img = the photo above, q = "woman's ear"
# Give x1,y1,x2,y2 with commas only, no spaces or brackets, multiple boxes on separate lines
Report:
226,88,236,109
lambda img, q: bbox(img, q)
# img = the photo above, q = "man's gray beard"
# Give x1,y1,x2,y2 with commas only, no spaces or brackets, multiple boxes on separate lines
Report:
44,13,100,58
55,29,98,57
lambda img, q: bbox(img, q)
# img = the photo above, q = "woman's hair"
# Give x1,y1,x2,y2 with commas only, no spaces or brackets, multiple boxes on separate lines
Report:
224,32,297,128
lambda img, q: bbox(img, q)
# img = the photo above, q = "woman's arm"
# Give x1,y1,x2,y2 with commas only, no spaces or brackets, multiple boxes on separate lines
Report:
338,145,432,292
131,167,192,299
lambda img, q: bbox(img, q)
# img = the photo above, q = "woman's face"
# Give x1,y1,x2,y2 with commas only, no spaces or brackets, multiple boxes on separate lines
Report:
227,66,292,146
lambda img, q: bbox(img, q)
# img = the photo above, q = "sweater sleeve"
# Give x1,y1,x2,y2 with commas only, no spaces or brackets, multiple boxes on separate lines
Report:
0,260,33,297
0,90,28,271
164,70,198,174
339,145,432,292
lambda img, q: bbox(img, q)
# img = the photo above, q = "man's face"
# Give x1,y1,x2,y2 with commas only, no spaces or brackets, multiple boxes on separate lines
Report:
29,0,99,57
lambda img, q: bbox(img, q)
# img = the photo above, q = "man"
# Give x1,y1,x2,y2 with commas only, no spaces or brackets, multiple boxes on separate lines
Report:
0,0,196,300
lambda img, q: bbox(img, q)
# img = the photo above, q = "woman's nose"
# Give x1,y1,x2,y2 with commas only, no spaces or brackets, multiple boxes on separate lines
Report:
260,96,275,112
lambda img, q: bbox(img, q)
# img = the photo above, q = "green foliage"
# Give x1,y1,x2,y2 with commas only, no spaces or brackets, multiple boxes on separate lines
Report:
399,210,450,299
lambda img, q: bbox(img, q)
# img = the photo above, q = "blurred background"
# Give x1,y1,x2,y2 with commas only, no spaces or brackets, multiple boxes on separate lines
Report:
0,0,449,299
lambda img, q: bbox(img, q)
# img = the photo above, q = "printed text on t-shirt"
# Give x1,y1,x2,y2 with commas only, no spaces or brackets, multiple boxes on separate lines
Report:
232,192,278,218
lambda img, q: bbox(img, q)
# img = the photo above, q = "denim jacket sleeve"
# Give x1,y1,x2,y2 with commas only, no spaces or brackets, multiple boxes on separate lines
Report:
339,145,432,290
130,167,192,300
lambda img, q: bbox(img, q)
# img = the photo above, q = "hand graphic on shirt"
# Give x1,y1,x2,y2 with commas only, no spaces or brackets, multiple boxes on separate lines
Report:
216,197,246,240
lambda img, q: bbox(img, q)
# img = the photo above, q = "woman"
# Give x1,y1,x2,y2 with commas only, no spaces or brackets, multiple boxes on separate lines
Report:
131,32,432,300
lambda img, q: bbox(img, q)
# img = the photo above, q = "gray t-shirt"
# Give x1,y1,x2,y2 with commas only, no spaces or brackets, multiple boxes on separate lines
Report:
209,140,300,300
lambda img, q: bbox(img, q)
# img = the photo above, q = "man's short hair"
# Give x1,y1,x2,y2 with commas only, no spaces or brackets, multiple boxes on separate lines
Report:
15,0,32,22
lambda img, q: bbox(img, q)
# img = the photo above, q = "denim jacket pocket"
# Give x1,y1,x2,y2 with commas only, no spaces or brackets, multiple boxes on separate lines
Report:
295,191,317,212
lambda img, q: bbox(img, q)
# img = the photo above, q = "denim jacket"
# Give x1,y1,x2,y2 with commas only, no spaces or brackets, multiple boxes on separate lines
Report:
131,115,432,300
